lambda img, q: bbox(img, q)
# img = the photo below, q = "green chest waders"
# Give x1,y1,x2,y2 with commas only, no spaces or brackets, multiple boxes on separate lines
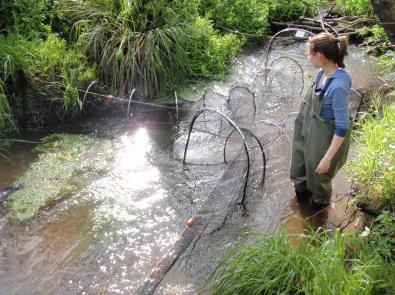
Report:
290,81,351,206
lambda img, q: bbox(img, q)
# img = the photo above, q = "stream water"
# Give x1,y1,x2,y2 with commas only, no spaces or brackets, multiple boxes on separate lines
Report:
0,41,380,294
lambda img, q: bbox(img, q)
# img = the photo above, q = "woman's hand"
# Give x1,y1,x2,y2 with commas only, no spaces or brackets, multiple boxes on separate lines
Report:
315,157,331,174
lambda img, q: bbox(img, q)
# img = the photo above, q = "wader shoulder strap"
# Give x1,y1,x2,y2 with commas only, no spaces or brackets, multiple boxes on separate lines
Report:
318,78,333,100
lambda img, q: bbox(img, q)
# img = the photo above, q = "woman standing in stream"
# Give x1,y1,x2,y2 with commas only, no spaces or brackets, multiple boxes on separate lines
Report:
290,33,352,210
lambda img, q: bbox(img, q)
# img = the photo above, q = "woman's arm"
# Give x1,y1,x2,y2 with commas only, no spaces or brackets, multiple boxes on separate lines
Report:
315,134,345,174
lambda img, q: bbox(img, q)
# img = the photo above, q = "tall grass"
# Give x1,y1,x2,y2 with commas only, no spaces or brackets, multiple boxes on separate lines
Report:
349,103,395,212
0,33,95,133
0,88,15,134
0,34,31,134
62,0,191,97
207,228,394,294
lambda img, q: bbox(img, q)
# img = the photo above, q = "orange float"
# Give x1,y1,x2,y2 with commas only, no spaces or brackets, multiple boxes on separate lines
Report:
186,217,196,227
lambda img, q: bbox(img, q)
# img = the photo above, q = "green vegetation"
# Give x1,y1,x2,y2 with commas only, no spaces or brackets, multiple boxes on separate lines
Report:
265,0,317,23
349,104,395,212
358,24,390,47
0,0,51,37
6,134,108,221
29,34,95,118
335,0,374,16
366,213,395,263
0,33,95,133
200,0,270,36
200,0,317,35
378,51,395,74
61,0,194,97
0,34,29,133
185,17,242,79
0,0,323,135
208,225,395,294
336,0,391,58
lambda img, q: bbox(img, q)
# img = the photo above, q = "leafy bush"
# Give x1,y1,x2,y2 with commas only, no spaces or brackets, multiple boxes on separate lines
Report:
335,0,374,16
200,0,269,36
0,0,50,37
349,104,395,212
207,228,395,294
30,35,95,118
265,0,317,23
185,17,242,79
200,0,317,36
25,34,94,84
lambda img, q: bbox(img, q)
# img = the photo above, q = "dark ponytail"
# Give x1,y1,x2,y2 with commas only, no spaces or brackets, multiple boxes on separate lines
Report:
308,33,348,68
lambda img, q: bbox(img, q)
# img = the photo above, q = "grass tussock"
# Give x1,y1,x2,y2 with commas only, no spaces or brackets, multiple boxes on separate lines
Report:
62,0,193,97
349,103,395,212
207,226,395,295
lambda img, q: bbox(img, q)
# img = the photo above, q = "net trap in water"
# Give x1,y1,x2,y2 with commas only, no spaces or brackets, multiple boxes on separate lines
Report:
135,28,368,294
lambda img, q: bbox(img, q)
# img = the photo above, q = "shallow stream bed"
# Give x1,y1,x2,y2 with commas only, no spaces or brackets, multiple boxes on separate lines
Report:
0,41,380,294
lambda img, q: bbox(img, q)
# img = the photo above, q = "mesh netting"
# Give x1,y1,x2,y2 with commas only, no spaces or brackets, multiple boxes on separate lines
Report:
137,129,265,294
228,81,257,126
137,30,366,294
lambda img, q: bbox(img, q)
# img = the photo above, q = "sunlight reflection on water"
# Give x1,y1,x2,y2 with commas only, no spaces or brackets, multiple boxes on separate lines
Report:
79,126,182,293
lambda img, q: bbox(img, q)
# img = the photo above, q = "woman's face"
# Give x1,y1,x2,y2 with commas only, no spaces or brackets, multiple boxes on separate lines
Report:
306,43,322,69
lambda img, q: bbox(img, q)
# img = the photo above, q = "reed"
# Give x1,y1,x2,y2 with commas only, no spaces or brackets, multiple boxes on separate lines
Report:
207,227,394,294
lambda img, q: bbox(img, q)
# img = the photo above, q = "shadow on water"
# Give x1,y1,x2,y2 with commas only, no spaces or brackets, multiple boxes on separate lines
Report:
0,132,48,188
0,42,380,294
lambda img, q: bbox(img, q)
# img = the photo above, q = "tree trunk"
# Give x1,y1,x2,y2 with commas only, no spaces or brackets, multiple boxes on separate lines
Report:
370,0,395,43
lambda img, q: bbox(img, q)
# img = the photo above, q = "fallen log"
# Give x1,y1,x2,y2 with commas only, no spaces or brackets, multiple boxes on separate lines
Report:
271,21,328,32
272,18,377,35
337,18,378,32
299,16,337,26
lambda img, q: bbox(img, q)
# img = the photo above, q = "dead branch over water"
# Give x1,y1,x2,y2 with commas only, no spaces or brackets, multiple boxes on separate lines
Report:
272,16,390,37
